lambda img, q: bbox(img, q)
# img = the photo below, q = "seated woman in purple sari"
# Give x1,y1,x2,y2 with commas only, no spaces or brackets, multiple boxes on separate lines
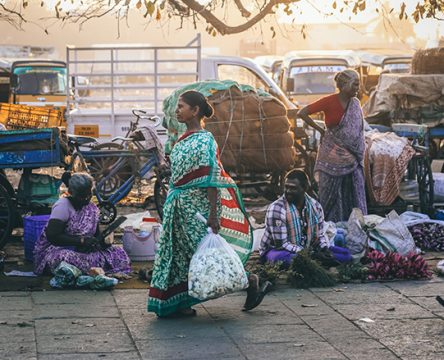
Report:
34,173,131,275
297,70,367,222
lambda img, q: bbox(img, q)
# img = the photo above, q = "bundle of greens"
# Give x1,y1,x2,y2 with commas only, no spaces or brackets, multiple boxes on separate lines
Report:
287,250,336,288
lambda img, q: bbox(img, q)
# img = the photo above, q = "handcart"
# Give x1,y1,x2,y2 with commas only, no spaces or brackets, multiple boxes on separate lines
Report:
0,128,68,249
0,123,168,249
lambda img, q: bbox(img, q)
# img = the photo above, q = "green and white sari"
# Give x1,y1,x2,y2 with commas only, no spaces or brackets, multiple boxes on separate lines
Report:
147,130,253,317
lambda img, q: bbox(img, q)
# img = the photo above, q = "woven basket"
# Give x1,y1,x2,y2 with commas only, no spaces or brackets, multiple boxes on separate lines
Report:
411,47,444,74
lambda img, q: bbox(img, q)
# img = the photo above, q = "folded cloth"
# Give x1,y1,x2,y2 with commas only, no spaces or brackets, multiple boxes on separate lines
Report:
329,246,353,263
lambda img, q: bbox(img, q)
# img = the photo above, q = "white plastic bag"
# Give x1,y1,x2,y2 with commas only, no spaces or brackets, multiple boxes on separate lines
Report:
188,218,248,301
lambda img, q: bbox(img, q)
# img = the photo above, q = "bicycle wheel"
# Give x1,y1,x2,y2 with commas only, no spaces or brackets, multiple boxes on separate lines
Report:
0,183,14,249
87,143,133,199
416,155,434,215
154,170,170,220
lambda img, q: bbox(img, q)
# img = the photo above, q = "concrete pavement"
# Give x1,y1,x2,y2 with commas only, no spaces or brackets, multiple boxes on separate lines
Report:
0,278,443,360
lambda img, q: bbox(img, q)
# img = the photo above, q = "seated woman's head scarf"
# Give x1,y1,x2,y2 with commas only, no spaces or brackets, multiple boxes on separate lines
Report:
68,173,94,209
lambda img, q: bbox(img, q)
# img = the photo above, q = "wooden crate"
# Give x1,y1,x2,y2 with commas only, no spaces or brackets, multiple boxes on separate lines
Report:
0,103,65,130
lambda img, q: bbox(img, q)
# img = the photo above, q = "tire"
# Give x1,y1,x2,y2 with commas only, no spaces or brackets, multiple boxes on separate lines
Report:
85,143,132,199
0,183,14,249
416,155,434,215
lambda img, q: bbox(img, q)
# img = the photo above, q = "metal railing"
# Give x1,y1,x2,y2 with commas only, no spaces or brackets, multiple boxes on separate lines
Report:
66,35,201,136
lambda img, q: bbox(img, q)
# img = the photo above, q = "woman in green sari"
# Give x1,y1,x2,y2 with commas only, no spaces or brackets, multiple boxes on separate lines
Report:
147,90,270,318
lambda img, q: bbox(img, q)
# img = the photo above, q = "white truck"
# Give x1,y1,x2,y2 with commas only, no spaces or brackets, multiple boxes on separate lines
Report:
66,35,299,145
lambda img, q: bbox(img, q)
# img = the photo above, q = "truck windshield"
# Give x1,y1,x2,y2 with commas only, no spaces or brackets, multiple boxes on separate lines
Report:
289,65,346,95
13,66,66,95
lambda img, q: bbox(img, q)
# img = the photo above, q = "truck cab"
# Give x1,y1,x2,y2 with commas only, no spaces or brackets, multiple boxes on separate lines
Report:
280,50,362,109
201,55,295,111
355,51,412,96
9,60,67,109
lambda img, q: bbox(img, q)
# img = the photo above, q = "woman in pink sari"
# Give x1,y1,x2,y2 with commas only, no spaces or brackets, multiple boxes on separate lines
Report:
297,70,367,222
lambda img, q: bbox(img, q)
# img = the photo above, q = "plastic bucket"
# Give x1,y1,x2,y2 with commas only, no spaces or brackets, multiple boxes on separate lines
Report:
23,215,50,262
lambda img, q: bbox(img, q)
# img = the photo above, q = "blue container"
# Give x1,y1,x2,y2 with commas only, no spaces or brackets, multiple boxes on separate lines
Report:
23,215,50,262
435,210,444,221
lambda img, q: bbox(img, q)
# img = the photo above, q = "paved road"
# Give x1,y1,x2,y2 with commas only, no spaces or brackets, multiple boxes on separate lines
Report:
1,278,443,360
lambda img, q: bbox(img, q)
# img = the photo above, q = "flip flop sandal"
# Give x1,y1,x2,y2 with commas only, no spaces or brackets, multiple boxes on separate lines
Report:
242,281,272,312
138,268,153,281
243,274,260,309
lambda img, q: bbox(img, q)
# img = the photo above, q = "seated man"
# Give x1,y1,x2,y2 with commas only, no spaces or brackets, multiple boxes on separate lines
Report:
259,170,328,266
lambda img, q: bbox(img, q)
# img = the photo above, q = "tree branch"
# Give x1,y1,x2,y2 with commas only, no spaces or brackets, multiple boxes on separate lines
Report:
234,0,251,17
179,0,294,35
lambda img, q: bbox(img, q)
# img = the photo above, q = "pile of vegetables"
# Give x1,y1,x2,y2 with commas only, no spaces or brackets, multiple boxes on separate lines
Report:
408,223,444,251
366,250,432,281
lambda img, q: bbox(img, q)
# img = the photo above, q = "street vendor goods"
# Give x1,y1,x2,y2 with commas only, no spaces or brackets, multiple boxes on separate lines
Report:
366,250,432,280
408,222,444,251
364,73,444,127
188,228,248,301
364,131,415,206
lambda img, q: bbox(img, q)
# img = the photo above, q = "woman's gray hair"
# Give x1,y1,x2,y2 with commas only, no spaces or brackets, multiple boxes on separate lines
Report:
334,69,360,89
68,172,94,196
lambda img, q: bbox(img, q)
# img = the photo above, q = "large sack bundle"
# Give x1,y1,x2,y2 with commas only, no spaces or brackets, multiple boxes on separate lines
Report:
163,80,296,173
412,47,444,75
206,87,295,172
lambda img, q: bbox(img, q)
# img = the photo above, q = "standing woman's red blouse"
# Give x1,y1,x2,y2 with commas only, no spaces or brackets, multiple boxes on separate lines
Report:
306,93,345,128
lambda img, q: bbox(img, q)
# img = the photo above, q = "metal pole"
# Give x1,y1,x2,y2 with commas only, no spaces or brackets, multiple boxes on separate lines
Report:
111,49,115,137
197,33,202,81
154,48,158,115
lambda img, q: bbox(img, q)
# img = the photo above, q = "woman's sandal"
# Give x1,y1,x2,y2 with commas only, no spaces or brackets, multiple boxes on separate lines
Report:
138,268,153,282
242,281,272,312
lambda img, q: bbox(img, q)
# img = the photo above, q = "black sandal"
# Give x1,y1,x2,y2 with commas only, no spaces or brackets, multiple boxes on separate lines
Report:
138,268,153,282
242,281,272,312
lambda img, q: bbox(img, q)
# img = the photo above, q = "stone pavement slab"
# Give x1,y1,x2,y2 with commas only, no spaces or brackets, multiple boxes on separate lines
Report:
1,280,443,359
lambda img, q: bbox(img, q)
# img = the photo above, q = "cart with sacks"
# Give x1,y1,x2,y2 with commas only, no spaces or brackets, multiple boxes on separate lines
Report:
363,70,444,216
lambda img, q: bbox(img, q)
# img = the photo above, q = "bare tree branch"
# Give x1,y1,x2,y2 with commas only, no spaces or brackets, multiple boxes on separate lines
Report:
178,0,294,35
0,0,441,36
234,0,251,17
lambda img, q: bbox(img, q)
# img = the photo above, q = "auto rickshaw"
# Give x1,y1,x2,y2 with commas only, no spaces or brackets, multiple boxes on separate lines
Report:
354,50,412,97
279,50,362,109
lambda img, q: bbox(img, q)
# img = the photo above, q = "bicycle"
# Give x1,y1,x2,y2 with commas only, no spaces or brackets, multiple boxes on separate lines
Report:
71,112,167,224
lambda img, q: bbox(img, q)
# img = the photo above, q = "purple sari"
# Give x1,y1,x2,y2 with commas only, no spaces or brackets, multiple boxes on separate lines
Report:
34,202,130,275
315,97,367,222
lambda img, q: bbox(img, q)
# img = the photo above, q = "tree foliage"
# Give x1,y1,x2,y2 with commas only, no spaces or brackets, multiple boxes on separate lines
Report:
1,0,443,35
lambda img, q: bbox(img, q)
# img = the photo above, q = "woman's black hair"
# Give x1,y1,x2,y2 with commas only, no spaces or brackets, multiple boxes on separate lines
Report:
67,172,94,197
285,169,309,188
61,171,72,188
180,90,214,118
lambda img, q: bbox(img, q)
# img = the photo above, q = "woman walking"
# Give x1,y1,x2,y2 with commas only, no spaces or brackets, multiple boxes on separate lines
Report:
147,90,269,318
297,69,367,222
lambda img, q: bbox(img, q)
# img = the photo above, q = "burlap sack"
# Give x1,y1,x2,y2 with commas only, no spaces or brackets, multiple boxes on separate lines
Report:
206,87,295,172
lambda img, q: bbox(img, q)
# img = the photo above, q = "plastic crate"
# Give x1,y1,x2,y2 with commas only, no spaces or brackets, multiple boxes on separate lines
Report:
0,103,65,130
23,215,50,262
